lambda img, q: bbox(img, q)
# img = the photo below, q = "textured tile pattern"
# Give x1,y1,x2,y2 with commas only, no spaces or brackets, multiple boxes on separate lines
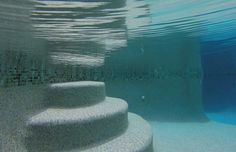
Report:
79,113,153,152
25,81,154,152
45,81,106,107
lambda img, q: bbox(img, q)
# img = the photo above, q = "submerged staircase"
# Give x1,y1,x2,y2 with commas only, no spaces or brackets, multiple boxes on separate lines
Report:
25,81,153,152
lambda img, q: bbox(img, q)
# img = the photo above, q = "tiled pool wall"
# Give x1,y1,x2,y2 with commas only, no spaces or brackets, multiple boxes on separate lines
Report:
0,35,207,124
0,34,203,88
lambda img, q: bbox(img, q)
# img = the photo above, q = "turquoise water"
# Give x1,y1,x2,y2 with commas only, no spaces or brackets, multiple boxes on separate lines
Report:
1,0,236,152
0,0,236,134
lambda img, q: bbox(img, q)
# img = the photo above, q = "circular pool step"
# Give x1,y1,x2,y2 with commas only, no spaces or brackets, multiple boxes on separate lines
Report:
45,81,106,107
26,97,128,151
68,113,153,152
25,81,154,152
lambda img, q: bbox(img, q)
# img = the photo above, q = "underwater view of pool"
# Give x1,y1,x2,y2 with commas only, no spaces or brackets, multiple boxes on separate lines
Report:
0,0,236,152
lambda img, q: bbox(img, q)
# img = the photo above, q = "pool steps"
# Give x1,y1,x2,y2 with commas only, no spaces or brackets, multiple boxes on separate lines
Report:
25,81,153,152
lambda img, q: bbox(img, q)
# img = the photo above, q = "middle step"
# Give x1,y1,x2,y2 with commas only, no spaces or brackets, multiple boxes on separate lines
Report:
26,97,128,151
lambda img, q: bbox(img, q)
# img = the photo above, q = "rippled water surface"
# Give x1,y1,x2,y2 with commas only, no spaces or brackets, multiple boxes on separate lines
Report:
1,0,236,65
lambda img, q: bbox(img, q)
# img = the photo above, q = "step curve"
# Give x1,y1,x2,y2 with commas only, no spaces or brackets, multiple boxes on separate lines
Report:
25,97,128,151
45,81,106,107
66,113,153,152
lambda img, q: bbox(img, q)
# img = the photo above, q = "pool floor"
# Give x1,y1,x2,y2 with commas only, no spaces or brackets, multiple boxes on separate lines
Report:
150,120,236,152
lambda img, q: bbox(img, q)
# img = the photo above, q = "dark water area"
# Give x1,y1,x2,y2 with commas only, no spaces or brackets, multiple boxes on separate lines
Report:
201,40,236,124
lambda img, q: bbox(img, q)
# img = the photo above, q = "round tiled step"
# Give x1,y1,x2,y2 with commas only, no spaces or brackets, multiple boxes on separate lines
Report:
45,81,106,107
25,97,128,152
67,113,153,152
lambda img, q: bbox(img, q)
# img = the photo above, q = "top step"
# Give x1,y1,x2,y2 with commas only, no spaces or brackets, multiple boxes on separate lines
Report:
45,81,106,107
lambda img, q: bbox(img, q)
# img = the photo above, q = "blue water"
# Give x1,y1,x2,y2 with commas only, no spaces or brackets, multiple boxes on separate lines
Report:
202,41,236,124
1,0,236,125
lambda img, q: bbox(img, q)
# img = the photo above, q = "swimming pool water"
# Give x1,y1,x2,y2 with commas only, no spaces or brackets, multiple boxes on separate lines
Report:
1,0,236,151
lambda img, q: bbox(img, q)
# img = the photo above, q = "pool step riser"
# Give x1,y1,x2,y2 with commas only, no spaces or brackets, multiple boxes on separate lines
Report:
46,81,105,107
26,113,128,152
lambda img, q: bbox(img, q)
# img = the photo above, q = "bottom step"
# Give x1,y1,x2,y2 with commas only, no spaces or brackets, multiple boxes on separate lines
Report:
68,113,153,152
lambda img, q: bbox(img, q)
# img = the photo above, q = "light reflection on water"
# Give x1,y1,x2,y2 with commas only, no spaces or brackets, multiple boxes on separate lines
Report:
1,0,236,65
0,0,236,79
